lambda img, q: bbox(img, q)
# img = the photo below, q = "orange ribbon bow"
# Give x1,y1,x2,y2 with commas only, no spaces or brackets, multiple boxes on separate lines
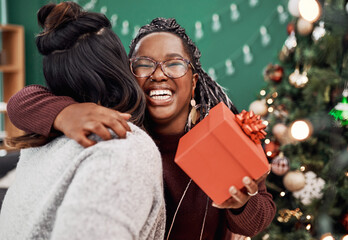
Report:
235,110,267,144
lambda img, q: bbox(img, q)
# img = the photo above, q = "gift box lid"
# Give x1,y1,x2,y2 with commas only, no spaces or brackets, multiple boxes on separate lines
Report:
174,102,269,205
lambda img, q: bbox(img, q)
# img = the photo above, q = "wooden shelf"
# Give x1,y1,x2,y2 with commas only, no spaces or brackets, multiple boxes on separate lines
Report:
0,24,25,139
0,65,19,72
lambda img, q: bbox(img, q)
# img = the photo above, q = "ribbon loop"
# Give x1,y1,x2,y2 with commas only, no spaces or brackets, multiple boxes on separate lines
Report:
235,110,267,144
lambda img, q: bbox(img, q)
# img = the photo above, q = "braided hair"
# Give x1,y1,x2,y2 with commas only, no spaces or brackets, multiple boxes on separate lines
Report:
129,18,239,132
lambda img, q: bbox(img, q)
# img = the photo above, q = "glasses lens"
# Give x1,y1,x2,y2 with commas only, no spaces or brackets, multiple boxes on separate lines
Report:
131,58,155,77
163,59,189,78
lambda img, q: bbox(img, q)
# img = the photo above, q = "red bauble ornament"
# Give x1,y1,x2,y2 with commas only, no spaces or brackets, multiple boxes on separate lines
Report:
263,64,284,83
287,22,295,35
342,213,348,232
264,141,280,158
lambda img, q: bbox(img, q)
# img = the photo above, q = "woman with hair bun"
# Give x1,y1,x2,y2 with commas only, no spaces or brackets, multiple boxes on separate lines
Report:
0,2,165,240
7,15,275,240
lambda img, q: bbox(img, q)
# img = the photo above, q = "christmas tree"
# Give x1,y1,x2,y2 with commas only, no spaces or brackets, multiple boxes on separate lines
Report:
249,0,348,239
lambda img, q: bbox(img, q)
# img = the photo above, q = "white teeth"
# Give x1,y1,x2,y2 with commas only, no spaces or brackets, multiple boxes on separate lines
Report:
152,95,171,100
149,90,172,97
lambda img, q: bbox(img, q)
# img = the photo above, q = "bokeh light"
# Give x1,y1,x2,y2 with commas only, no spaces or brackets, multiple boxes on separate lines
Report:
290,120,312,141
320,233,335,240
299,0,321,22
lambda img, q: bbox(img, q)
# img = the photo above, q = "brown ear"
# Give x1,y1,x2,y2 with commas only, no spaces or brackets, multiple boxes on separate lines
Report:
192,73,198,97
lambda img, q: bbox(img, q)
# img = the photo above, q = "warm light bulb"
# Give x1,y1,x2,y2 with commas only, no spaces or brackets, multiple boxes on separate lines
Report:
320,233,335,240
341,235,348,240
260,90,266,96
268,107,274,113
300,166,306,171
290,120,311,141
264,139,271,144
299,0,321,22
306,224,311,230
306,215,311,220
266,151,272,157
280,191,286,197
263,234,270,240
272,92,278,98
267,99,274,104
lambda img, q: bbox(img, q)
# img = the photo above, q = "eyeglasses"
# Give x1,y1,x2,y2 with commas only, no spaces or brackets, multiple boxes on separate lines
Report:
129,57,195,79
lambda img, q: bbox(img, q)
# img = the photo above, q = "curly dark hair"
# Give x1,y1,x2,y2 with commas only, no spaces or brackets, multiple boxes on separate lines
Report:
128,17,239,131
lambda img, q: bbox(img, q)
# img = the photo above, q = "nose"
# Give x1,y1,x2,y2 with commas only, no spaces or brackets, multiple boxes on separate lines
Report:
150,64,168,82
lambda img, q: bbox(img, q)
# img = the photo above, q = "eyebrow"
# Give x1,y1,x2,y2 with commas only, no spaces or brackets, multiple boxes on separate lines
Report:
166,53,184,58
135,53,185,59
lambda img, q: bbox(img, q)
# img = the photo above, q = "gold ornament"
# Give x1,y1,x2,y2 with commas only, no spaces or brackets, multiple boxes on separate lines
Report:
272,123,289,144
277,208,303,223
297,18,313,36
283,170,306,192
249,99,268,117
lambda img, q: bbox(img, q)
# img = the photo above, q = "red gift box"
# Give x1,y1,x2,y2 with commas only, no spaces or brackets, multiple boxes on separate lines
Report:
174,102,270,205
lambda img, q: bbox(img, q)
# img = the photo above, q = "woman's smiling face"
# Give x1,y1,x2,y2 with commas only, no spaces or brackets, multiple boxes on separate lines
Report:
132,32,198,130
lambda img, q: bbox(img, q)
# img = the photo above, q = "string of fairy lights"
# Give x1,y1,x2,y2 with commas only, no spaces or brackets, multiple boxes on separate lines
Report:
204,5,288,81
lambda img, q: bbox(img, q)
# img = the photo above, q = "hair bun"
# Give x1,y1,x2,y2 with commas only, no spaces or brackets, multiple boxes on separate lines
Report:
38,1,82,33
36,2,110,55
37,3,56,28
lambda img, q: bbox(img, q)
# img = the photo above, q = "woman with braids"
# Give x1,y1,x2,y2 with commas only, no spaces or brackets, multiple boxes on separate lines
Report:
0,2,165,240
7,17,276,239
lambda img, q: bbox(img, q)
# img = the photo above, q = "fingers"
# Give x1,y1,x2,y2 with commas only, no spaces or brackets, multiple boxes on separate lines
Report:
110,121,128,138
211,185,249,209
243,176,258,196
212,175,264,210
84,122,112,140
74,132,97,148
117,113,132,132
229,186,248,204
116,115,132,133
96,108,131,136
54,102,133,147
119,113,132,120
212,202,220,208
102,115,129,138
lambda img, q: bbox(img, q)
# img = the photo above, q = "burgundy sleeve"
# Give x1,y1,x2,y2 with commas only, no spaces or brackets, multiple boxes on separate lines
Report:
7,85,77,137
225,179,276,237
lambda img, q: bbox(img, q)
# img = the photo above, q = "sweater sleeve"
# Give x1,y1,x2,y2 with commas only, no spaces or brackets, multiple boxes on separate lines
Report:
224,179,276,237
7,85,77,137
50,133,164,240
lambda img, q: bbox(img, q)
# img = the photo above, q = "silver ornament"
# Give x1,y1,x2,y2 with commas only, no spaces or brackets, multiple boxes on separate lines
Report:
312,21,326,42
284,32,297,52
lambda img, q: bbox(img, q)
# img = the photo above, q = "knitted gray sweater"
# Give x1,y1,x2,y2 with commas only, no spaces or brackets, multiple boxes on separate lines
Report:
0,124,165,240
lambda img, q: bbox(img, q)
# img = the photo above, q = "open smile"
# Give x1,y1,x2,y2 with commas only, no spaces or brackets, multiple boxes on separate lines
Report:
149,90,172,100
146,88,174,105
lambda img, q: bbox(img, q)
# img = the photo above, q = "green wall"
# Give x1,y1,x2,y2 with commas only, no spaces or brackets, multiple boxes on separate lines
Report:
8,0,46,85
6,0,288,110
